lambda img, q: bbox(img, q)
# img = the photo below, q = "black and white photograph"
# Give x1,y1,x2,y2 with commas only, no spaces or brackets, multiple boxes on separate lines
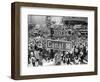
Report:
28,15,88,67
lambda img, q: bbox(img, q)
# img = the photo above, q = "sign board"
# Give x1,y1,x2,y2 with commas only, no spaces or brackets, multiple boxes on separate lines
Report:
46,39,72,51
51,25,73,41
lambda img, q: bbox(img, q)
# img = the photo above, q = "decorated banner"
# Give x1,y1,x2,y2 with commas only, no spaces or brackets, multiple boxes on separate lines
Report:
51,25,72,37
46,39,72,51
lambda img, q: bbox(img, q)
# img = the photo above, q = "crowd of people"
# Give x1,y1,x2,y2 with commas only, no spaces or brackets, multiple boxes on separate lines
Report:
28,34,88,67
28,17,88,67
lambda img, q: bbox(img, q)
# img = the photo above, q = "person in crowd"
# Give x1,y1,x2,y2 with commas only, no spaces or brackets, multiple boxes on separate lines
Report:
38,51,43,66
50,50,55,61
82,43,87,60
34,50,40,66
74,46,78,56
30,52,36,66
65,51,71,65
28,46,31,64
69,49,74,64
74,56,80,64
79,50,84,64
54,51,62,65
28,43,34,64
61,51,64,63
62,51,65,63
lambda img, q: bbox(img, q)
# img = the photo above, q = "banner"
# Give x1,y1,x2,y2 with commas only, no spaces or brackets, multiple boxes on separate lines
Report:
51,25,72,38
46,39,72,51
